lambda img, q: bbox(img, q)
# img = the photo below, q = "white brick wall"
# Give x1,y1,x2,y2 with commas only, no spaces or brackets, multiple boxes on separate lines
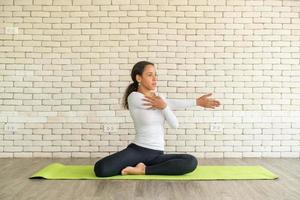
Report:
0,0,299,158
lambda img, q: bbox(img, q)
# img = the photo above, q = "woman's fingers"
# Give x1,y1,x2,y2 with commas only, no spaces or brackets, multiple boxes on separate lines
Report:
203,93,212,98
143,103,154,109
142,98,150,101
143,97,160,106
204,99,220,109
211,102,219,107
143,102,157,108
212,100,220,106
144,96,155,100
142,98,154,103
208,99,220,106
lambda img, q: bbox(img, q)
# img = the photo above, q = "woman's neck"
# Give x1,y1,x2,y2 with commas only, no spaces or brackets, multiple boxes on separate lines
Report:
137,87,155,97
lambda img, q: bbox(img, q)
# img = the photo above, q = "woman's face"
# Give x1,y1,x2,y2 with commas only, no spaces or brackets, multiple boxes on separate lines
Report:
136,64,157,91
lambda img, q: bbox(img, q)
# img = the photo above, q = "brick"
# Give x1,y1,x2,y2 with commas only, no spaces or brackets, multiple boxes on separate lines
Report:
53,0,72,5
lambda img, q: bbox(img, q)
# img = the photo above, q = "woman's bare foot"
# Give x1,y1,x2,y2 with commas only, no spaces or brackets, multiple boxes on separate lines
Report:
121,163,146,175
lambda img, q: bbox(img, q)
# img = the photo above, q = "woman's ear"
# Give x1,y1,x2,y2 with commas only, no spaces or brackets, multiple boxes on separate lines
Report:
136,74,141,83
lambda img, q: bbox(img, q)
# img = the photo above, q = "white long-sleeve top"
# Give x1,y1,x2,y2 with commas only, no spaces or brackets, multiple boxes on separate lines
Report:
128,91,196,151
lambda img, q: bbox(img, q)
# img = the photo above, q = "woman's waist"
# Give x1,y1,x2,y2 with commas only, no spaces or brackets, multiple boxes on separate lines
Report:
127,142,164,153
135,125,164,133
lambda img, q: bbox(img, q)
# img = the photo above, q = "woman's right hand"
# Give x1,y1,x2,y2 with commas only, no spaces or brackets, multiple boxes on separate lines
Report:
142,95,167,110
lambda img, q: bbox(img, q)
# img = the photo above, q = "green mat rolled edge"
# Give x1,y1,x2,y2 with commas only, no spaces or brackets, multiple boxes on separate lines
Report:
30,163,279,180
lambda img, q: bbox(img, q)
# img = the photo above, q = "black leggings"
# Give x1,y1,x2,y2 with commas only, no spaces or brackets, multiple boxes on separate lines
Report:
94,143,198,177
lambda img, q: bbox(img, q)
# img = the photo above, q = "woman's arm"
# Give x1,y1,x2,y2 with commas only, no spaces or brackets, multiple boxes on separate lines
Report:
142,94,179,128
165,98,196,110
161,106,179,129
161,93,221,110
142,92,220,128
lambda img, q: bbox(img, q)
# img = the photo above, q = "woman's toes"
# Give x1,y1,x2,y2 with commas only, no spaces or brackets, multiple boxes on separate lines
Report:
121,166,131,175
136,163,146,171
136,163,145,168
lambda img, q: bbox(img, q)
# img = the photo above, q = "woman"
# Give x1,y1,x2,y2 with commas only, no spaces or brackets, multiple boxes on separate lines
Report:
94,61,220,177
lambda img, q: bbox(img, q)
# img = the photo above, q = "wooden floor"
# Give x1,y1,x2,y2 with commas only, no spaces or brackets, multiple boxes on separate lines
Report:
0,158,299,200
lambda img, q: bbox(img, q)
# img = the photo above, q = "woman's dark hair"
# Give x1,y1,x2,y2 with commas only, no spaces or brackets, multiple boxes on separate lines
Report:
122,61,154,109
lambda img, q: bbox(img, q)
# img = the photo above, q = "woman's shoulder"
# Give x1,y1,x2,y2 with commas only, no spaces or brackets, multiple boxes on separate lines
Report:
127,92,146,109
128,91,143,98
128,92,144,103
128,91,166,99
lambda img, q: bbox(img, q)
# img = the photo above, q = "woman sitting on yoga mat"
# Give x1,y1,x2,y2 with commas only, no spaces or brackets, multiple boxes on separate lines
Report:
94,61,220,177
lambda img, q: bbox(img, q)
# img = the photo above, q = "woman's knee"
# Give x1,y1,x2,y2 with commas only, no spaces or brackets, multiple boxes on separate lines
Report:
94,160,114,177
185,154,198,172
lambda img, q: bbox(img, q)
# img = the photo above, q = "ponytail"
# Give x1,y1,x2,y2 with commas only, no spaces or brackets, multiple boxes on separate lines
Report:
122,82,138,109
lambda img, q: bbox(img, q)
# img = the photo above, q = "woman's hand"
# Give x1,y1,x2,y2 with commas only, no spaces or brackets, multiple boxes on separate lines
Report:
143,95,167,110
196,93,220,109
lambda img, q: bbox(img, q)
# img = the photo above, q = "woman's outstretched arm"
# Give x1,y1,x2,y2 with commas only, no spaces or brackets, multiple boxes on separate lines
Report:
165,93,220,110
165,98,196,110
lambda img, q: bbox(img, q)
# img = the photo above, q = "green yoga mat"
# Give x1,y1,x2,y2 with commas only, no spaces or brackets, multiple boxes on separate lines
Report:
30,163,278,180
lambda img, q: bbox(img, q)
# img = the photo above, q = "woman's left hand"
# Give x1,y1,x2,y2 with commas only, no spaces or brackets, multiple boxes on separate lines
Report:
143,95,167,110
196,93,221,109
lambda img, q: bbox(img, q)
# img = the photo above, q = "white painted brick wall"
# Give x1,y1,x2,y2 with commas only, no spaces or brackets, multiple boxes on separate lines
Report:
0,0,299,158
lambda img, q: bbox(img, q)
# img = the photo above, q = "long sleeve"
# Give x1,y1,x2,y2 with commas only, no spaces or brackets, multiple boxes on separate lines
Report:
165,98,196,110
127,92,147,109
161,105,179,129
